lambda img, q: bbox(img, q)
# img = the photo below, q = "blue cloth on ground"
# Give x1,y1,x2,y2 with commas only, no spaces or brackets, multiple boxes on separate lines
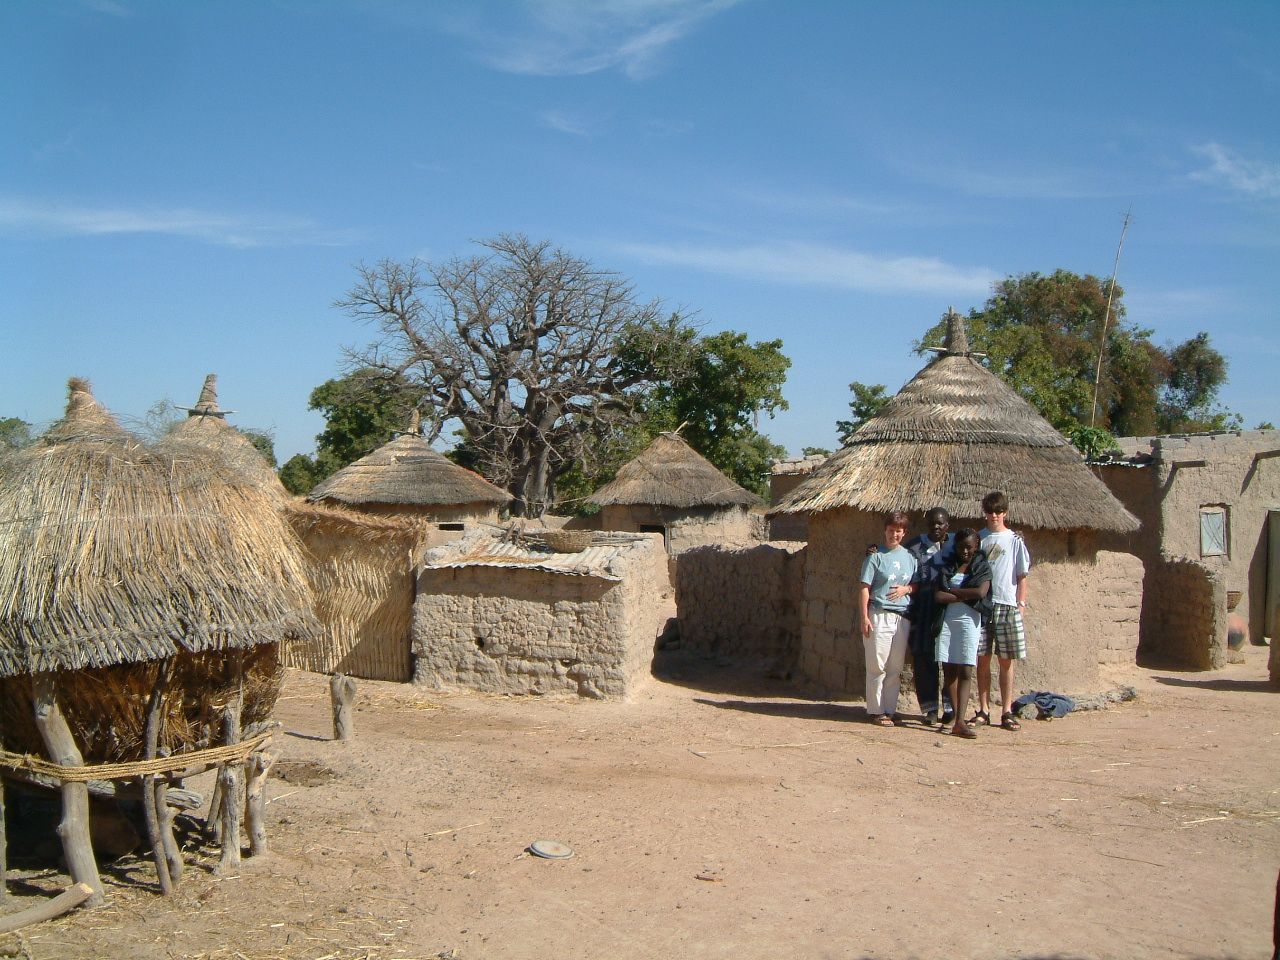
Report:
1012,691,1075,719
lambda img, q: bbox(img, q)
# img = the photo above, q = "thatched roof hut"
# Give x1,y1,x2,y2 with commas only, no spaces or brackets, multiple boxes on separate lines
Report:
307,413,510,518
0,378,313,680
587,433,764,551
773,311,1138,532
157,373,287,499
774,311,1144,701
590,432,761,510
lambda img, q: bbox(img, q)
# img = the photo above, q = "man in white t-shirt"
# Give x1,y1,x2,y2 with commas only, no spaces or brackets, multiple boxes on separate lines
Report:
976,491,1031,732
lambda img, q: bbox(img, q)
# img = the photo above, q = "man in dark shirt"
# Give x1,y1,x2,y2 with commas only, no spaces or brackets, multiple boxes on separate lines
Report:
905,507,954,725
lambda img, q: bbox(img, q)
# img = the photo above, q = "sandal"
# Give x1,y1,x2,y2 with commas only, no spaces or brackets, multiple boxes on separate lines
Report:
951,725,978,740
873,714,895,727
968,710,990,726
1001,712,1021,731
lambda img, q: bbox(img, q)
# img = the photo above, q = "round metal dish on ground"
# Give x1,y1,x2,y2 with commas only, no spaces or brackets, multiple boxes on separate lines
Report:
528,839,574,860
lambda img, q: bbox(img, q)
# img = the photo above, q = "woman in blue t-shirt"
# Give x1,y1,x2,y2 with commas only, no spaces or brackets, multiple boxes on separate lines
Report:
933,529,991,739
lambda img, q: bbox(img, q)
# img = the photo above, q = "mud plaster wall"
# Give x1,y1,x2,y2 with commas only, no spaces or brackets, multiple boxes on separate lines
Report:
673,543,806,666
411,536,673,699
1098,430,1280,649
355,502,503,548
1141,558,1226,670
796,509,1144,703
599,504,764,552
768,470,818,541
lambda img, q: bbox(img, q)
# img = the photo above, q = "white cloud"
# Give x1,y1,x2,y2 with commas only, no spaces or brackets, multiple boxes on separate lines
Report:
0,198,358,248
1189,142,1280,199
614,239,996,296
540,110,593,137
454,0,744,79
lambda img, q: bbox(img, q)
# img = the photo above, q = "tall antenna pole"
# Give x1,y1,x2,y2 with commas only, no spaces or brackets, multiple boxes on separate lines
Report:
1090,210,1132,428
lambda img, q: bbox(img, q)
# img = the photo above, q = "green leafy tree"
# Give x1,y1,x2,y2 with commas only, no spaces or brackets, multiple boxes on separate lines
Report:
0,417,34,451
279,454,323,496
308,368,420,478
1065,425,1121,461
1155,332,1240,433
835,382,890,445
801,446,831,457
916,271,1238,438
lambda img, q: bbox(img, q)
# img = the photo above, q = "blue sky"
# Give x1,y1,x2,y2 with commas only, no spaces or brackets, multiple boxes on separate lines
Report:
3,0,1278,462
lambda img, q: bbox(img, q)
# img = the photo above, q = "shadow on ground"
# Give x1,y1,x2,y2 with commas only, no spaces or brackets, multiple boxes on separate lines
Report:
1153,674,1276,693
651,648,832,700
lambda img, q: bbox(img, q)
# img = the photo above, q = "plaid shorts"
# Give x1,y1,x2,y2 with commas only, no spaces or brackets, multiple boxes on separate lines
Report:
978,605,1026,660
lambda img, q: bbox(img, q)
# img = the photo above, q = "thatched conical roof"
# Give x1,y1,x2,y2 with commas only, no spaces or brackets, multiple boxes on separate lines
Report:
587,432,762,509
0,378,317,678
772,312,1139,532
157,373,287,499
307,414,511,508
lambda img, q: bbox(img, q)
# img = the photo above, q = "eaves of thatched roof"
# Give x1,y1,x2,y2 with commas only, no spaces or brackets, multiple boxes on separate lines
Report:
307,428,511,508
587,432,762,509
157,374,288,500
772,312,1139,533
0,378,317,678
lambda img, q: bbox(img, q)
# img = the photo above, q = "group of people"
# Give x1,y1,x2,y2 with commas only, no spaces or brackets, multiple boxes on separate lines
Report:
857,492,1031,739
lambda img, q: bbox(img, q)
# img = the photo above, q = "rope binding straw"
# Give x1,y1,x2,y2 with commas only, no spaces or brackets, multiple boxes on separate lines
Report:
0,730,274,782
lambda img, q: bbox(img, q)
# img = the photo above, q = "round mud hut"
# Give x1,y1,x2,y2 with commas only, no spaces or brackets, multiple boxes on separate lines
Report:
306,412,511,547
587,432,764,552
0,379,316,907
156,373,287,500
771,310,1143,697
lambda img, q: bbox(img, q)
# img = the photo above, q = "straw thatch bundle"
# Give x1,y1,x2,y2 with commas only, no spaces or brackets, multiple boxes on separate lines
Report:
284,501,428,680
587,432,762,509
0,378,316,758
156,373,288,501
772,312,1139,532
307,414,511,509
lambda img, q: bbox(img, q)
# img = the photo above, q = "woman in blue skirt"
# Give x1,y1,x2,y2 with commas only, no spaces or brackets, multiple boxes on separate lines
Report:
934,529,991,739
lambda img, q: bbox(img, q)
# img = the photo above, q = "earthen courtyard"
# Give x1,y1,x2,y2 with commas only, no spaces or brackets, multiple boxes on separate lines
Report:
2,645,1275,960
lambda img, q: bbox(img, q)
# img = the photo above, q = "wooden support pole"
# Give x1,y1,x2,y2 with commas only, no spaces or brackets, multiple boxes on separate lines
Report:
205,774,224,842
142,660,173,895
155,778,183,886
244,745,276,858
31,673,103,907
217,653,244,876
0,772,7,905
329,673,356,742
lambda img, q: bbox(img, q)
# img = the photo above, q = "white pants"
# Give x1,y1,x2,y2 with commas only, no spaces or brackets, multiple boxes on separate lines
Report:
864,609,909,716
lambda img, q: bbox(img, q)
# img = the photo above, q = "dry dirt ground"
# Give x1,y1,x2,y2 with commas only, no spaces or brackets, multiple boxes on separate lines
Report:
2,645,1277,960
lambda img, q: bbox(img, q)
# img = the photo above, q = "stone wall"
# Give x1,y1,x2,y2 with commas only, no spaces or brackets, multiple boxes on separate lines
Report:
1141,557,1226,669
411,535,673,699
673,543,806,667
599,504,764,553
795,509,1145,702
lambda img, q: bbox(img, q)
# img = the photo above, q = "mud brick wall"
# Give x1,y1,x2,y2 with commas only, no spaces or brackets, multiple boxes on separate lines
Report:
599,504,765,553
411,536,674,699
673,542,806,666
1142,557,1226,670
796,510,1147,702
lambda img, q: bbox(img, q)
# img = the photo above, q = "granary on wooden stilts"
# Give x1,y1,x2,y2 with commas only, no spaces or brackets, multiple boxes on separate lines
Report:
306,410,511,546
587,432,764,552
771,310,1143,698
0,378,316,908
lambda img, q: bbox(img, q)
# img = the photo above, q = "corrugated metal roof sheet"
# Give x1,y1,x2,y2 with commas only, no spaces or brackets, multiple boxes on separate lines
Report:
419,534,652,581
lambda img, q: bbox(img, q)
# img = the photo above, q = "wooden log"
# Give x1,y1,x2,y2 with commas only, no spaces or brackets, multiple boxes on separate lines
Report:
30,673,103,908
0,882,95,935
329,673,357,742
142,660,173,895
205,775,223,841
217,653,244,876
243,745,276,858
